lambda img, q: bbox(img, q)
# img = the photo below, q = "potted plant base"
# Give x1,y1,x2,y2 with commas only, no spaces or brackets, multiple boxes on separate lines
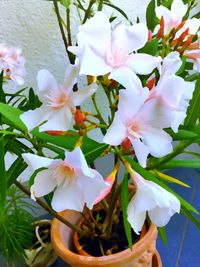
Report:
51,210,162,267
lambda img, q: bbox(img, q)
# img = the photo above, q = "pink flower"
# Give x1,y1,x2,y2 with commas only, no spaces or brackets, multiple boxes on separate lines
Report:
20,65,97,131
69,12,161,93
22,147,108,212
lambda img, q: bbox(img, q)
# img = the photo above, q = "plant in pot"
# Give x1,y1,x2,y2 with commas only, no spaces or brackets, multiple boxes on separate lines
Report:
0,0,200,266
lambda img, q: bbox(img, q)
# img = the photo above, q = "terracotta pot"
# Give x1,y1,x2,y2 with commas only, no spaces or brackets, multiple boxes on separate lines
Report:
51,210,162,267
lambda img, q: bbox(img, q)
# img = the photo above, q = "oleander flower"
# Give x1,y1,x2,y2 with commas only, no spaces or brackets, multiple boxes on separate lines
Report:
69,12,161,92
22,147,108,212
127,172,180,234
103,88,173,167
150,52,195,132
20,65,97,131
0,43,25,85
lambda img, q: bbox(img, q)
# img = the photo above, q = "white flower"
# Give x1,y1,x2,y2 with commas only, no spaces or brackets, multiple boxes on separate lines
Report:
127,172,180,234
0,43,25,85
22,147,108,212
69,12,161,93
103,88,173,167
151,52,195,132
20,65,97,131
155,0,200,37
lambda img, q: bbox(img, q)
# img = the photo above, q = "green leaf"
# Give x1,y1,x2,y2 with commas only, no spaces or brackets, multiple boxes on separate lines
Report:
0,138,7,213
0,103,27,131
176,57,186,76
7,157,27,188
121,172,132,250
165,128,199,141
60,0,70,8
32,129,108,164
184,79,200,126
146,0,159,31
138,39,159,56
182,206,200,230
32,129,79,150
158,227,167,245
162,159,200,169
81,137,108,164
192,11,200,19
125,157,200,215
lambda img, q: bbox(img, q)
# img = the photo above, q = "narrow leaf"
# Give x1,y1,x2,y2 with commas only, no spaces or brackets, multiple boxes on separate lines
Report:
0,138,7,213
121,172,132,250
152,170,190,188
7,157,27,188
182,206,200,230
158,227,167,245
184,79,200,126
162,159,200,169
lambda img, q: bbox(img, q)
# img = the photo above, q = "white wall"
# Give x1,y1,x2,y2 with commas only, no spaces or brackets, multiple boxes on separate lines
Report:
0,0,150,88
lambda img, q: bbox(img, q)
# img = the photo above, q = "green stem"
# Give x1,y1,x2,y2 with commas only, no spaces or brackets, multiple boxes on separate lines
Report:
147,140,193,170
82,0,96,24
53,0,74,63
91,94,107,125
66,7,72,47
14,181,87,236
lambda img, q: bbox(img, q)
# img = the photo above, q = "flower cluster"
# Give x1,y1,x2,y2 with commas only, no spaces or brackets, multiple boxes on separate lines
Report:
0,43,25,85
1,0,200,243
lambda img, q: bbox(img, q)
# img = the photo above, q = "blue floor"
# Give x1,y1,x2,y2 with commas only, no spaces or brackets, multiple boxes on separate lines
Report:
52,168,200,267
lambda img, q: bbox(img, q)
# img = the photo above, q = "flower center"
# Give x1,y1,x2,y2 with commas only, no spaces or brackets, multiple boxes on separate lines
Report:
127,123,142,140
52,162,76,185
106,46,127,68
46,87,70,110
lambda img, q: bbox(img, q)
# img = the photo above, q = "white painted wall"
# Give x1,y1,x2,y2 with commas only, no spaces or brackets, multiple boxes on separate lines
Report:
0,0,150,88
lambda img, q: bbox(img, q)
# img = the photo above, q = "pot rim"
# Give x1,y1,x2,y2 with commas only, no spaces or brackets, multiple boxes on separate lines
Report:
51,210,158,265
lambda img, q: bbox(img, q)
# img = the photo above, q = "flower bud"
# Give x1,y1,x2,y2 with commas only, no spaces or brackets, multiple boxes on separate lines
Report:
74,109,86,125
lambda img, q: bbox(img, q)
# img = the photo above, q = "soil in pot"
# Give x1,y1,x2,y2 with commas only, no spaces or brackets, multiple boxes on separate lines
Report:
74,209,146,257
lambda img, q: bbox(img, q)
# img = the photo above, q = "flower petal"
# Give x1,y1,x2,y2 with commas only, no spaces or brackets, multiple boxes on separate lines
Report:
112,23,148,54
22,153,54,170
118,88,149,123
80,174,109,209
131,138,149,168
103,112,127,146
160,51,182,75
52,182,84,212
37,69,58,92
79,44,111,76
77,12,111,57
127,54,161,75
72,82,97,106
39,108,72,132
136,98,174,129
20,106,51,131
109,66,144,93
64,147,92,177
171,0,187,24
63,63,79,91
142,127,173,158
31,169,56,199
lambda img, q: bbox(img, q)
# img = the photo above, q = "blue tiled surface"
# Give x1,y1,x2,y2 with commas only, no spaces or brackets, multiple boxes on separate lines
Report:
51,168,200,267
157,168,200,267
